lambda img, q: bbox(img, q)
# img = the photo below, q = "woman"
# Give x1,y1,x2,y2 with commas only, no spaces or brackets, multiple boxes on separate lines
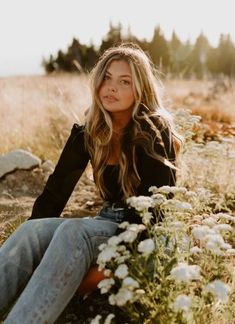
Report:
0,43,181,323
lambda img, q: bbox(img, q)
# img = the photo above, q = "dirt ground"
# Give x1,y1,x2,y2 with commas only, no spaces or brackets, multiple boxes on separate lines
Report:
0,164,104,244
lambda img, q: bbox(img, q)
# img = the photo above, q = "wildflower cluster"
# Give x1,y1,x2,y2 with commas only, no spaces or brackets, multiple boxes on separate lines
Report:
94,186,234,324
180,132,235,199
172,108,201,149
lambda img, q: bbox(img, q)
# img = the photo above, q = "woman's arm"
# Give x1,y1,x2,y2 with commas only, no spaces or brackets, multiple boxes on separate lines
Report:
123,126,177,225
29,124,90,219
137,126,176,195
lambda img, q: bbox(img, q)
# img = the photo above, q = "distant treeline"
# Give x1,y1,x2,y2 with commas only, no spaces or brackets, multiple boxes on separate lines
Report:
42,23,235,78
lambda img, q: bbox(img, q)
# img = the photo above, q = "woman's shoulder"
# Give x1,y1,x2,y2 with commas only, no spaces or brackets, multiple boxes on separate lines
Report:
71,123,85,134
69,123,87,139
67,123,87,147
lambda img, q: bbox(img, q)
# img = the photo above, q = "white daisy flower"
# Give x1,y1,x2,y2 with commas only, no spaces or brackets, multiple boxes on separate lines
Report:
109,287,134,306
172,294,192,312
90,315,102,324
190,246,202,254
126,196,153,211
138,238,155,255
122,277,140,289
170,263,201,282
104,313,115,324
114,264,129,279
204,280,231,303
98,278,115,294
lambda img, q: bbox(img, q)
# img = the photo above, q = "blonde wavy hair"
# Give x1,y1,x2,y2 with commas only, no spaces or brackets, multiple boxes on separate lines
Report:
84,43,182,200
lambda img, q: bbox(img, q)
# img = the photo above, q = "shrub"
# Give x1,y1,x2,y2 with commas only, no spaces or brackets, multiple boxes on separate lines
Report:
94,186,235,323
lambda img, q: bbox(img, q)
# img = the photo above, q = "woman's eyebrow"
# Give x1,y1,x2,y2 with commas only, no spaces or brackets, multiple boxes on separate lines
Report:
106,71,132,78
119,74,132,78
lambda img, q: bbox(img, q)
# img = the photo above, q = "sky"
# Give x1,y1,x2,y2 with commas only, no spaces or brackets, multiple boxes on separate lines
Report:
0,0,234,76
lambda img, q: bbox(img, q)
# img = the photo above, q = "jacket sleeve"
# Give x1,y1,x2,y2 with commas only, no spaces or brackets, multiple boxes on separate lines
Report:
29,124,90,219
137,126,176,195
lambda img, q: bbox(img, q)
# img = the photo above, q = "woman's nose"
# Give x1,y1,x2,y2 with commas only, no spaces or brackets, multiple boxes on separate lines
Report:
108,81,117,92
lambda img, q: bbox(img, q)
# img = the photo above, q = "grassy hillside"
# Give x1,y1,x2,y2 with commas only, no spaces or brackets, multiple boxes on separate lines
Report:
0,74,234,160
0,74,234,323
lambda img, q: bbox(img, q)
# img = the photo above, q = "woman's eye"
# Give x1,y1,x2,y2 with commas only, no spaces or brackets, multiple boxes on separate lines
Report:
103,75,110,81
120,79,130,85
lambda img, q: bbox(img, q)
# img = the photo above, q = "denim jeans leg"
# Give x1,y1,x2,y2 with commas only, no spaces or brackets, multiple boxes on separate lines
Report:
4,217,118,324
0,218,66,317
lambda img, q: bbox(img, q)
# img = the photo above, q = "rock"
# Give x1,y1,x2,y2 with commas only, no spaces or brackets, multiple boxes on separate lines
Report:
86,201,95,206
0,149,41,179
41,160,55,173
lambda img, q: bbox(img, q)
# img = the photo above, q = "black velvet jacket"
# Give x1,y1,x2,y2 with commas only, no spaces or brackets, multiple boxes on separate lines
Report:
29,123,176,220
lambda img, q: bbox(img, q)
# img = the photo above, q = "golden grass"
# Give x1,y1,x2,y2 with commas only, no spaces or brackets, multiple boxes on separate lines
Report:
0,73,90,160
0,74,234,162
0,74,234,322
164,78,235,123
1,73,234,196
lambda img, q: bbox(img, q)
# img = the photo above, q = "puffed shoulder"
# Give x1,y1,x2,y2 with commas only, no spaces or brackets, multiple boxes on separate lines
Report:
71,123,85,134
69,123,86,144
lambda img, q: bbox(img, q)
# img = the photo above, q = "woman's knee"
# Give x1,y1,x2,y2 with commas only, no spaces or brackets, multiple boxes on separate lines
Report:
13,220,36,236
55,219,84,237
13,219,60,243
54,219,101,247
16,219,45,236
57,218,116,237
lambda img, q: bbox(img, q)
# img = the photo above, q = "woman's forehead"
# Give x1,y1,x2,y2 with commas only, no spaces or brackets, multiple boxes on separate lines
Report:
105,59,132,76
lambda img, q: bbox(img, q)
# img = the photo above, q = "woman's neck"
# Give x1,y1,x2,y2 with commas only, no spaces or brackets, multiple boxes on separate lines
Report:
111,111,132,133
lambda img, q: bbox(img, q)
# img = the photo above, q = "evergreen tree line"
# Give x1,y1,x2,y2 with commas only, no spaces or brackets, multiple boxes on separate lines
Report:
42,23,235,78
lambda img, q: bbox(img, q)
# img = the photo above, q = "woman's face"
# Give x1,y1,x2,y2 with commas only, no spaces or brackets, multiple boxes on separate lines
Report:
98,60,135,119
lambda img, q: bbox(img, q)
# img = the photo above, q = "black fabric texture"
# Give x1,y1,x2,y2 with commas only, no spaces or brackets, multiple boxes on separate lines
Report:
30,123,176,222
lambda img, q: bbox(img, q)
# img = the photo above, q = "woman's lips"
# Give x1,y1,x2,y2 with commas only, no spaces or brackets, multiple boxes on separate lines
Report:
103,95,118,103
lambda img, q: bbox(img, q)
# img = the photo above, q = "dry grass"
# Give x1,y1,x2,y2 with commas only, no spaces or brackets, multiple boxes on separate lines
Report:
0,74,235,200
0,73,91,160
0,74,234,322
1,74,235,161
164,78,235,124
0,73,235,192
1,73,234,206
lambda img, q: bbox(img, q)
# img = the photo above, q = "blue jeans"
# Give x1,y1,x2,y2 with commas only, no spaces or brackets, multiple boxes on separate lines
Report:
0,207,125,323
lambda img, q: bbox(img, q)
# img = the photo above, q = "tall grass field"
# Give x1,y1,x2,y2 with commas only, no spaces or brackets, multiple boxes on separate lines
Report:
0,74,234,323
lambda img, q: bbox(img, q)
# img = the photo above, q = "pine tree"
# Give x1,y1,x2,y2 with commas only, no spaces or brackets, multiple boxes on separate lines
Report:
169,31,183,76
99,22,122,54
217,34,235,76
149,26,170,72
187,33,210,78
